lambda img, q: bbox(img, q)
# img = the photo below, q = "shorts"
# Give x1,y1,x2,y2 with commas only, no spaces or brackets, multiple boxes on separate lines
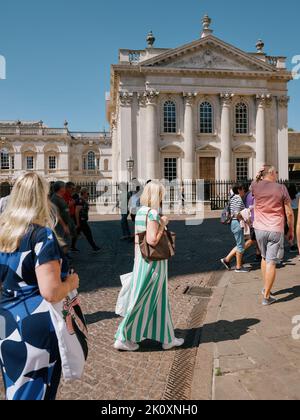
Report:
231,219,245,254
255,230,284,264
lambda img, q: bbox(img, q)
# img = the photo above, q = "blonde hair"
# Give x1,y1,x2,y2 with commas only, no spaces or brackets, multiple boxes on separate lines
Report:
140,182,165,211
0,172,56,253
256,165,277,183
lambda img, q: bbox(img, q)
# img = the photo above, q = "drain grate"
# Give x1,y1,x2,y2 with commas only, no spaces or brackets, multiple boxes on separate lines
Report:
185,287,212,298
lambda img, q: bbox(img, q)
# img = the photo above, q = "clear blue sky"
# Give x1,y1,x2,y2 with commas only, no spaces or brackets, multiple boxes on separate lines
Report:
0,0,299,131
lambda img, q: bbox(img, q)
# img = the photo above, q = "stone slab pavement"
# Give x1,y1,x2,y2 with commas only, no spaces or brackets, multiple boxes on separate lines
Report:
193,252,300,400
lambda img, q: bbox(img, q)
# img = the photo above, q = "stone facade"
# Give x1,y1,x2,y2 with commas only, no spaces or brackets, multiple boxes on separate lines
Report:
0,121,112,183
289,132,300,173
107,16,292,182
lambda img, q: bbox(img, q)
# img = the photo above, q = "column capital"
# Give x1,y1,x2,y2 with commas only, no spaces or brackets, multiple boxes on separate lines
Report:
277,95,290,108
256,94,272,107
119,91,134,107
137,92,147,107
220,93,234,106
144,89,160,106
183,92,197,106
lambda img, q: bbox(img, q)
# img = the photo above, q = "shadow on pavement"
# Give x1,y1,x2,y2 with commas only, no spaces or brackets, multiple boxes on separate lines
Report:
272,285,300,304
85,311,119,325
199,318,260,344
75,218,236,294
130,319,260,353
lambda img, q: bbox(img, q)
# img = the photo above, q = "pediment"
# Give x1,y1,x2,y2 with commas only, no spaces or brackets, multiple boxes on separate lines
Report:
141,35,276,73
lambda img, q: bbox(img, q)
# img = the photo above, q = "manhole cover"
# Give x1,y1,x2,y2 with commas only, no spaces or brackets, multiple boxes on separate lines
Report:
184,287,212,298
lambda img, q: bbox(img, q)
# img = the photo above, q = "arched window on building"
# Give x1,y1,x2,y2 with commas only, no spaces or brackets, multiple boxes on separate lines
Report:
235,103,249,134
104,159,109,171
87,151,96,171
163,101,177,133
200,102,213,134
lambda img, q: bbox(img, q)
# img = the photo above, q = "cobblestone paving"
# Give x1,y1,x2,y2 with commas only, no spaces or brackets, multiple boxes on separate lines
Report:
1,215,235,400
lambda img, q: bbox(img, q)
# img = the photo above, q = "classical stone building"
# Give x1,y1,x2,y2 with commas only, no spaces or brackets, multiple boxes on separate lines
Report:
289,132,300,175
107,16,292,183
0,120,112,184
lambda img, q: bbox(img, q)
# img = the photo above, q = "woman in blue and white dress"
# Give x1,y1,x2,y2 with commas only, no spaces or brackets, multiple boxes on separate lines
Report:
0,172,79,400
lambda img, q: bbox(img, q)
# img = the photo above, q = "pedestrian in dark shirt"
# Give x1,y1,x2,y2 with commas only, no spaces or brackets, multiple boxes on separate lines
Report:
73,188,101,252
51,181,75,250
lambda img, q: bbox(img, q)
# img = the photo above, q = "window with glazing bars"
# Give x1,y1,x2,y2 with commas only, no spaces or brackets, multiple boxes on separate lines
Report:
27,156,34,170
1,151,10,170
163,101,176,133
200,102,213,133
88,152,96,170
235,103,248,134
164,158,177,182
236,158,249,181
49,156,56,170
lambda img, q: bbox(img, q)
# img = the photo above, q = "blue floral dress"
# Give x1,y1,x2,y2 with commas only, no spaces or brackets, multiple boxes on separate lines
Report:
0,225,68,400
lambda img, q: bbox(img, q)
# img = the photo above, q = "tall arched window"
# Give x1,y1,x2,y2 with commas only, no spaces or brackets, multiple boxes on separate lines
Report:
163,101,176,133
87,151,96,170
200,102,213,134
235,103,248,134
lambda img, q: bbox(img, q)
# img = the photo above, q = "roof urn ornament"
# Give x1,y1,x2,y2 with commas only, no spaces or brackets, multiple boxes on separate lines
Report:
64,119,69,128
201,14,213,38
147,31,155,48
256,39,265,54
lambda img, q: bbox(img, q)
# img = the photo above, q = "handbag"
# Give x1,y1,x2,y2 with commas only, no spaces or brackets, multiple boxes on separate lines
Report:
47,290,88,381
137,210,176,262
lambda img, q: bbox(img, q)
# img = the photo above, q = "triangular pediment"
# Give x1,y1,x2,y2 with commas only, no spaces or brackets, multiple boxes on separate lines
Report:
141,35,276,73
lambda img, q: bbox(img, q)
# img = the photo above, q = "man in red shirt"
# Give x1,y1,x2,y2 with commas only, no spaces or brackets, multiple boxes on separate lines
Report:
252,166,294,306
63,182,76,218
63,182,77,251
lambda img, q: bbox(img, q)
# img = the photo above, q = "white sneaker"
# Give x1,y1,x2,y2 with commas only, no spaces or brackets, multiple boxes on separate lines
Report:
162,337,185,350
114,340,139,352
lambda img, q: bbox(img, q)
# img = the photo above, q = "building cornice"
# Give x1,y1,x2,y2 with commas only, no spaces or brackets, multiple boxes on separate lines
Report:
111,64,292,81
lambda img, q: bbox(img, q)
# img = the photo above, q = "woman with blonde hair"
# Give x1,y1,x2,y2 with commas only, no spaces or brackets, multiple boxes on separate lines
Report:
114,181,184,351
0,172,79,400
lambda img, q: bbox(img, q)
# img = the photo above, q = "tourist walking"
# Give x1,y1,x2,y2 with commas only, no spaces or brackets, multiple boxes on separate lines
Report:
63,182,78,252
114,181,184,352
287,183,300,252
221,184,249,273
51,181,75,250
252,166,294,306
73,188,101,252
221,185,260,268
129,185,141,223
0,172,79,400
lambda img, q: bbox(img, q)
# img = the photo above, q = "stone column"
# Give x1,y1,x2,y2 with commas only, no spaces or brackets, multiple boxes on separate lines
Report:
220,93,234,180
256,94,272,173
145,90,159,181
183,93,197,180
119,91,133,182
111,115,118,183
277,96,289,180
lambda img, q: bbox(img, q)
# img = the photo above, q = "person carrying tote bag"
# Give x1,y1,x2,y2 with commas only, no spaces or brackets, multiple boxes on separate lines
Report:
0,172,84,401
114,181,184,352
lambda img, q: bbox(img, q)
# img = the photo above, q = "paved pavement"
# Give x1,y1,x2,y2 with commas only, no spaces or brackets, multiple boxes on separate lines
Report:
1,212,300,400
194,253,300,400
